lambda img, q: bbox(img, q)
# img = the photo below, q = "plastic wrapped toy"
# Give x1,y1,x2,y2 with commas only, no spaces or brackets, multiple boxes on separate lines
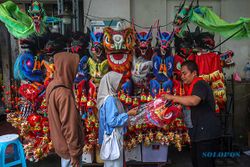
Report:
129,96,182,127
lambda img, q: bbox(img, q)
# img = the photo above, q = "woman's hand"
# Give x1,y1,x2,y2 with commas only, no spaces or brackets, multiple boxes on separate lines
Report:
127,107,138,116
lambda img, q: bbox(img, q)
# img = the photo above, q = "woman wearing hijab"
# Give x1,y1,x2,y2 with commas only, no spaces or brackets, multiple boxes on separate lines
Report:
97,71,137,167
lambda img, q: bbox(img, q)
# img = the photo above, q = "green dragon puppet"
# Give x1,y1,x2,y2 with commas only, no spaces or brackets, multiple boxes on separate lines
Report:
0,1,61,39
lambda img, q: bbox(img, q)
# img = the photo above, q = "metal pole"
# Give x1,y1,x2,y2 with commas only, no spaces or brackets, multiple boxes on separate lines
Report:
61,0,64,34
57,0,65,34
57,0,61,33
76,0,79,31
72,0,76,32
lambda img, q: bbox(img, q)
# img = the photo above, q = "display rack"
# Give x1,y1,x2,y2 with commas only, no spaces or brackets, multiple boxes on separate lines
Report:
220,75,234,152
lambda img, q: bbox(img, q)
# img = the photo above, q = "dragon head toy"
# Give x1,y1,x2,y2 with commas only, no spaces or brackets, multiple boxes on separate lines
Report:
19,38,37,54
103,27,135,75
152,26,174,83
135,27,153,60
20,34,48,55
193,27,215,50
174,32,194,57
131,56,152,88
89,30,105,62
174,33,195,79
28,1,45,33
220,50,234,67
156,27,173,56
14,52,44,83
71,31,90,56
74,56,89,83
173,0,194,36
43,33,67,56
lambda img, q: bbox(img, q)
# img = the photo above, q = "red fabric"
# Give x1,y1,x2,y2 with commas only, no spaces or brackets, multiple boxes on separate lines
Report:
174,54,195,79
195,52,222,75
183,77,203,110
172,79,183,96
186,77,204,96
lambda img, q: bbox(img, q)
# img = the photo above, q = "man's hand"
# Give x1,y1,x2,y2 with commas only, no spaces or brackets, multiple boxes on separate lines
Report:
70,156,80,167
161,94,174,101
127,107,138,116
162,94,201,106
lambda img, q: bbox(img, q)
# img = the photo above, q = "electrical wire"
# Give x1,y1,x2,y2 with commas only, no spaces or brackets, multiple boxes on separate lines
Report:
83,13,173,29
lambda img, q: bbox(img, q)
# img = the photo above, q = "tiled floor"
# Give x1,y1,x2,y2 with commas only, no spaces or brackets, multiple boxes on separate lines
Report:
1,114,250,167
24,148,250,167
0,114,18,135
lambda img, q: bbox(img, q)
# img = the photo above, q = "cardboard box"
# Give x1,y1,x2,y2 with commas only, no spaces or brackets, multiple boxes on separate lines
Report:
95,148,104,163
82,151,94,163
142,143,168,162
125,144,142,162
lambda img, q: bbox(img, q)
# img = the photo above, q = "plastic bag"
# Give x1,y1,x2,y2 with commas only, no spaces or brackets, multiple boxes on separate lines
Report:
100,129,120,161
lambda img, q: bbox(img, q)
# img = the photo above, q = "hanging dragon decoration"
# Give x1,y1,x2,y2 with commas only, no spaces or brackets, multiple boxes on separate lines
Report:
103,26,135,79
135,26,154,60
173,30,195,80
74,30,108,111
73,30,109,152
14,52,44,83
43,33,68,57
0,1,61,38
130,25,154,103
150,26,174,97
70,31,90,57
173,0,250,39
103,25,136,106
27,1,46,34
88,30,109,84
131,55,153,104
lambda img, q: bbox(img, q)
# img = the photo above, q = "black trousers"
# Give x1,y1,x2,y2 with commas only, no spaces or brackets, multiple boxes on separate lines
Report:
191,139,219,167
